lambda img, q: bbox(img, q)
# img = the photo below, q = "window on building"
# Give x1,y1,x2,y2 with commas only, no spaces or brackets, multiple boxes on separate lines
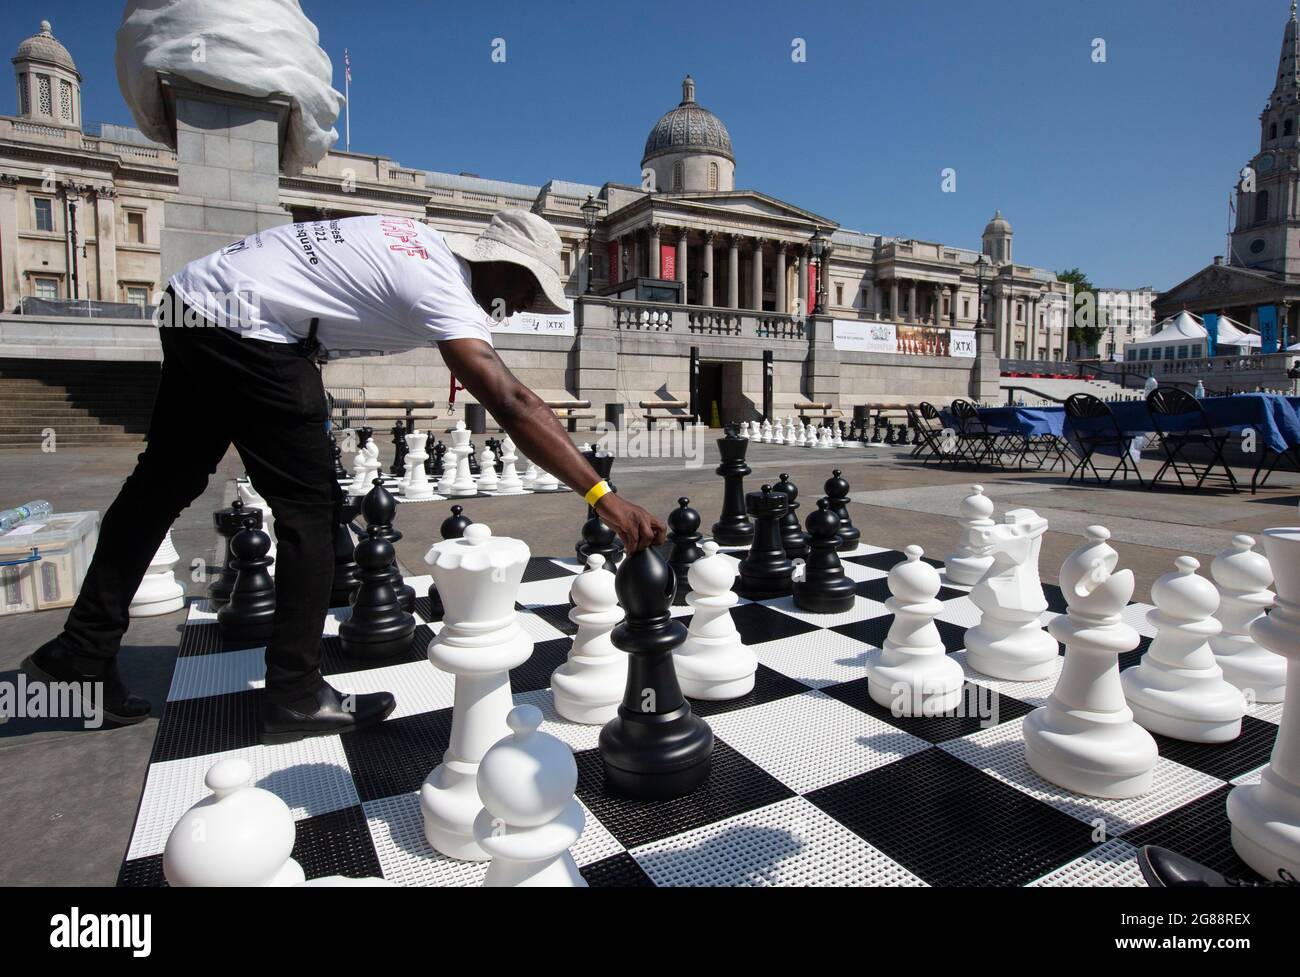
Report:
59,79,72,121
33,276,58,300
671,161,683,192
561,250,571,276
36,74,51,116
1177,345,1189,359
962,298,970,318
1287,119,1295,137
1257,189,1270,223
1139,347,1149,361
18,73,29,115
1016,303,1024,321
707,162,718,191
835,283,843,306
33,197,54,232
125,285,150,308
126,211,145,244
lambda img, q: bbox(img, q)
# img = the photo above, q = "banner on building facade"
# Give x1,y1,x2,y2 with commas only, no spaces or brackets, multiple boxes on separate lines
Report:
1203,312,1219,357
492,311,575,336
1258,305,1279,354
660,244,676,281
832,319,976,358
607,242,619,284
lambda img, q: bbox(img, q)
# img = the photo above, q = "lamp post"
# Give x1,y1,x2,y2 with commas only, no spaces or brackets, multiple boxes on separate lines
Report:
581,193,599,295
810,227,826,315
974,253,989,331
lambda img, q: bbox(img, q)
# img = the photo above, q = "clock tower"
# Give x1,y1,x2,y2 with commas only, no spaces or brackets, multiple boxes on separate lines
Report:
1232,2,1300,278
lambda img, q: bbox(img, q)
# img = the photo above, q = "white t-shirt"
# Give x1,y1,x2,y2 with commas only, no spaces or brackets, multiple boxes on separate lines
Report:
168,215,494,358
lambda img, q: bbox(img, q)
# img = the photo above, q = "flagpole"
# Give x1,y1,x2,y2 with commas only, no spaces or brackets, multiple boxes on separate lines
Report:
344,49,351,153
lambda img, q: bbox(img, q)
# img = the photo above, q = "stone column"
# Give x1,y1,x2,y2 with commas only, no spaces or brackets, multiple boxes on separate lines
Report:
751,239,764,311
797,247,809,316
890,280,899,322
874,279,884,318
677,227,689,303
727,235,740,309
819,246,832,313
0,174,20,311
973,298,1000,401
805,314,841,406
948,284,959,328
908,280,918,324
775,244,787,315
93,186,119,304
161,74,292,284
574,297,620,418
648,223,661,279
933,283,943,326
702,231,715,307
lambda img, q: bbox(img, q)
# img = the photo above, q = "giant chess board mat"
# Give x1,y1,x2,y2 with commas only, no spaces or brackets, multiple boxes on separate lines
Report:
117,543,1281,887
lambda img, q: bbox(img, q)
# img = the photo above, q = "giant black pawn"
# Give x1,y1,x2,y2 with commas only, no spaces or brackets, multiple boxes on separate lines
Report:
217,518,276,643
208,498,261,609
824,469,861,551
772,473,810,561
577,512,624,567
361,478,415,612
736,484,795,599
339,526,415,660
329,496,363,607
793,499,857,614
710,431,754,546
666,497,704,598
440,504,473,539
599,546,713,800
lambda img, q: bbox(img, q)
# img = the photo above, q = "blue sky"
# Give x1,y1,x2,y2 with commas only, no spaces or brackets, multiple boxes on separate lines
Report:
17,0,1297,289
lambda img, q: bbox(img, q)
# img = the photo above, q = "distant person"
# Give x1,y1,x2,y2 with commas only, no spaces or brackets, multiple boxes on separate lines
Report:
24,210,666,742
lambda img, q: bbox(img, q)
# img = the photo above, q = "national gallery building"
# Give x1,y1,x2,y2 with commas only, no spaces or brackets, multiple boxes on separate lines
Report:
0,21,1074,421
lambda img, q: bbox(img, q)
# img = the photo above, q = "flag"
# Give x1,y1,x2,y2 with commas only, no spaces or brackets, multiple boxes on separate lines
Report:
344,49,351,85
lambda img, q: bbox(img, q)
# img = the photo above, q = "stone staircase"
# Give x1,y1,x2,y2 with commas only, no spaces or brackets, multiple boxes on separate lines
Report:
998,375,1134,404
0,359,160,449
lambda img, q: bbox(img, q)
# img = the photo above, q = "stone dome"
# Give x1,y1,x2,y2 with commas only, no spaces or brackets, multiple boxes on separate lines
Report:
983,210,1011,236
13,20,77,76
642,76,734,164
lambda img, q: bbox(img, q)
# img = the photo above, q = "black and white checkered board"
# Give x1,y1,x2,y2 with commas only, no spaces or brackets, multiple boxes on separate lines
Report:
116,543,1282,887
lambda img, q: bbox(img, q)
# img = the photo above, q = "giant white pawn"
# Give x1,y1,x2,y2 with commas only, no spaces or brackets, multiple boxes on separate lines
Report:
129,529,186,617
163,758,304,887
1122,557,1246,742
421,524,533,860
674,541,756,700
474,705,587,887
772,419,785,445
944,485,996,586
435,441,459,496
963,508,1058,681
551,554,627,724
520,460,538,490
868,546,964,715
476,445,500,493
1211,535,1286,703
533,467,560,492
1023,526,1158,799
403,431,435,500
497,437,523,493
1227,522,1300,882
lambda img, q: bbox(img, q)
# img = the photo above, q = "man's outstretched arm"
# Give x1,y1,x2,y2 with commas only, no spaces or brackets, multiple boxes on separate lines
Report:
438,337,666,553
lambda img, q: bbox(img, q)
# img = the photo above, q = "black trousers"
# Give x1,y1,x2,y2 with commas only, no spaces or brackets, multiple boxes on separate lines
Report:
60,311,341,704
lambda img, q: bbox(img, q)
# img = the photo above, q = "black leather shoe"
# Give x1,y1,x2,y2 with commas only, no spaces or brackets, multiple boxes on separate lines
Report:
21,637,152,726
260,683,396,744
1137,845,1299,887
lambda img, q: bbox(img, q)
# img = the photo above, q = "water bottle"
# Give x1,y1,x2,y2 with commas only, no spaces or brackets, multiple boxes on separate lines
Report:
0,500,52,534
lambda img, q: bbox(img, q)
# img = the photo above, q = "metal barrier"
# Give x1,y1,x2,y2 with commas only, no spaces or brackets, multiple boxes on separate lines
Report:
325,386,366,428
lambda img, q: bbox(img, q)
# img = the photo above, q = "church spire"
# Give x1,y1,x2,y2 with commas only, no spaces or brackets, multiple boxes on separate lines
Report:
1274,1,1300,97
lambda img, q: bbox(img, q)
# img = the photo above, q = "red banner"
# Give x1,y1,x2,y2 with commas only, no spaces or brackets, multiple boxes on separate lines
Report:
607,242,619,284
660,244,676,281
808,264,817,312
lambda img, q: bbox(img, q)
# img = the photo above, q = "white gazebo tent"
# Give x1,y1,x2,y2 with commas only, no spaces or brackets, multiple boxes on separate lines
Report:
1124,311,1259,363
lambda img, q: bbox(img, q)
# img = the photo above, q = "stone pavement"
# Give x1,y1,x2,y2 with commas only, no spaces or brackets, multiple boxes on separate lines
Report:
0,435,1296,884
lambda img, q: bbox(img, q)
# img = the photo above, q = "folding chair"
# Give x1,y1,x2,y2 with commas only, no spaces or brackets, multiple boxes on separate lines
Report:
949,399,1002,467
1145,388,1238,492
1064,393,1143,486
914,402,955,466
908,405,942,464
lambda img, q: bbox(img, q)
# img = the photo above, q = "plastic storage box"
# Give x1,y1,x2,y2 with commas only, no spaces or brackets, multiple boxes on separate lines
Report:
0,510,100,615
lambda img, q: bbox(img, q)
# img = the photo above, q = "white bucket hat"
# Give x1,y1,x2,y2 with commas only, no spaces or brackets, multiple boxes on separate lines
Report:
444,209,572,315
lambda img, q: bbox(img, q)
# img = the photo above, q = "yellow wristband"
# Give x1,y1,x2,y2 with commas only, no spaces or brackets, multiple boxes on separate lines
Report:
584,480,613,507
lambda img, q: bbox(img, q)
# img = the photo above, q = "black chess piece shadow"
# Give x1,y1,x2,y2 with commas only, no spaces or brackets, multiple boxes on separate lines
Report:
630,822,804,886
